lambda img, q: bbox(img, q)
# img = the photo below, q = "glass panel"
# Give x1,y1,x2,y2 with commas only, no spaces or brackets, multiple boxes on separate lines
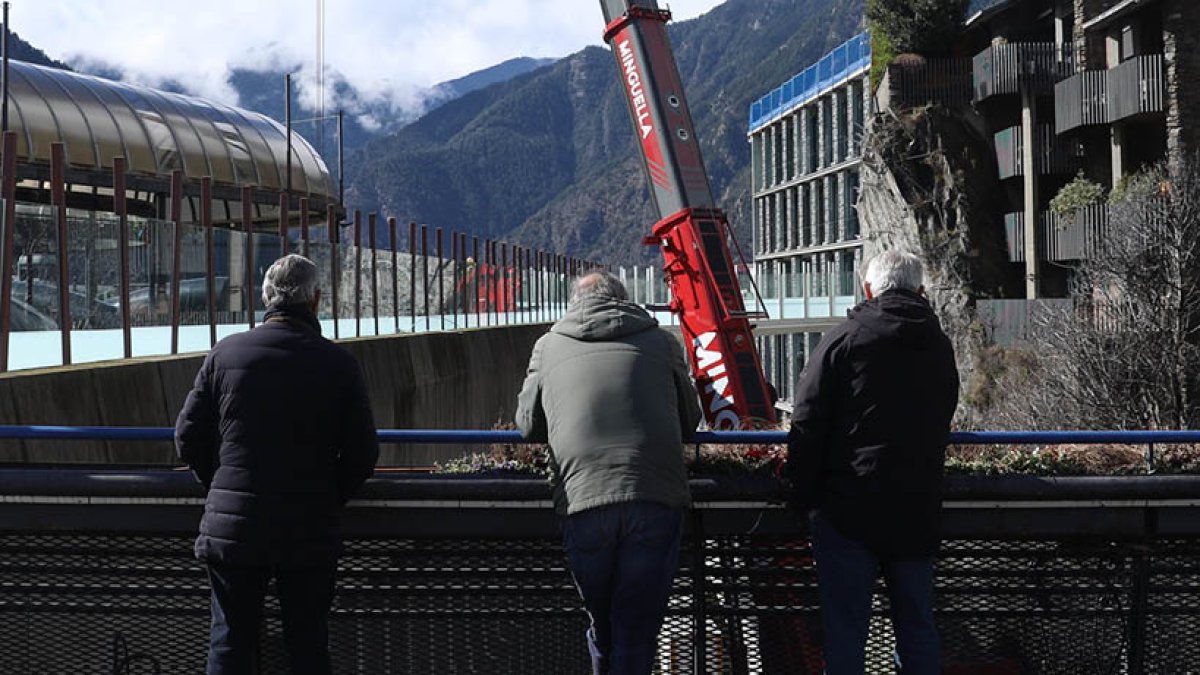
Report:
304,240,335,334
378,247,398,334
360,245,377,336
60,209,120,343
129,217,176,358
8,206,62,369
211,227,249,334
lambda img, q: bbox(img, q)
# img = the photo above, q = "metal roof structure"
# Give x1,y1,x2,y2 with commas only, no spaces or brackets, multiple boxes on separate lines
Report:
4,59,334,200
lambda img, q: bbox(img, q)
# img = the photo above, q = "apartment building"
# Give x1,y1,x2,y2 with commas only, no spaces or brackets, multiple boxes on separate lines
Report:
746,32,870,407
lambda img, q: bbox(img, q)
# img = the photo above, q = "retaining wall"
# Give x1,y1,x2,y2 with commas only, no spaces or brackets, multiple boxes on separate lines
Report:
0,324,549,466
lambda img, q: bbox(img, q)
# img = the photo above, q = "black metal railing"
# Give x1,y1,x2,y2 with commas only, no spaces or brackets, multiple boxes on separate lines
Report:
1055,69,1109,133
1109,54,1166,123
1004,208,1110,263
1,428,1198,674
973,42,1075,102
994,124,1080,181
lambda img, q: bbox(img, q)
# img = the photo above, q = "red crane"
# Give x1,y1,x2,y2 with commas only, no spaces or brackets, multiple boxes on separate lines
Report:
599,0,776,428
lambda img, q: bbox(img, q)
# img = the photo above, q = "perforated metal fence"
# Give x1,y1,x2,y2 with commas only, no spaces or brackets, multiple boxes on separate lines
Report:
2,530,1199,674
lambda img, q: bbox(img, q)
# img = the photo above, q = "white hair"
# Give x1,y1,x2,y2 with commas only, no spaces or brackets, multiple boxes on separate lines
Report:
262,254,319,307
570,271,628,304
863,250,923,294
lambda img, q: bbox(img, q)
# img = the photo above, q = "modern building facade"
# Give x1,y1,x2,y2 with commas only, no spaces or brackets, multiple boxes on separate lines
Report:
966,0,1199,299
746,32,870,408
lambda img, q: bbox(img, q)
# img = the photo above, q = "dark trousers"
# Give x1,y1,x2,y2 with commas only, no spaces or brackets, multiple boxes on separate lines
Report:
205,560,337,675
562,501,685,675
810,510,940,675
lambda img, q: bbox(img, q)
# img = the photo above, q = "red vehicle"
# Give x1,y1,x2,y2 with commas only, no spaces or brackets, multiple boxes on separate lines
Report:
599,0,775,429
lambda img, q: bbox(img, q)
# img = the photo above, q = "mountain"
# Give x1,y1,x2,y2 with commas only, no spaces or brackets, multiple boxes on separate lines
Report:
2,28,71,70
432,57,558,101
228,57,559,169
345,0,866,264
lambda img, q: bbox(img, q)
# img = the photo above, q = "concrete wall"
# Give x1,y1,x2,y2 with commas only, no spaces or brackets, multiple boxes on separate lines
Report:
0,324,549,467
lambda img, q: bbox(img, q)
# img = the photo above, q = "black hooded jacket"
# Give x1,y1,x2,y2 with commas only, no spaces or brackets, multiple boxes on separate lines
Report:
174,304,379,566
786,289,958,558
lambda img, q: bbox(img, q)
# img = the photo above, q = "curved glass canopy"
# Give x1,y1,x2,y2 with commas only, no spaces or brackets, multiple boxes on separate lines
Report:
5,60,336,199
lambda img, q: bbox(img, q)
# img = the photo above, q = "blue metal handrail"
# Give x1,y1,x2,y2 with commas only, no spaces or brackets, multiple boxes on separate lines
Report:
0,425,1198,445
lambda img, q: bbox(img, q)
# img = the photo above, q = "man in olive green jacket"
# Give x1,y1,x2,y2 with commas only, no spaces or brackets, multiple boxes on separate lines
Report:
516,270,701,675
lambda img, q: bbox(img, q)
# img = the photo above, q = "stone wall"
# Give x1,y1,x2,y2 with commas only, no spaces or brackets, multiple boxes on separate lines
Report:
858,106,1022,424
1163,0,1200,166
0,324,549,467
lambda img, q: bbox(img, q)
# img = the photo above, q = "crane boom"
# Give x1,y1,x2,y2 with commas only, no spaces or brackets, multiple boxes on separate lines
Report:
600,0,776,428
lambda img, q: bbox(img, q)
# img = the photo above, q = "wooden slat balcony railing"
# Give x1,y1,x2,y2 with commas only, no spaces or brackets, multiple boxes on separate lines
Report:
1043,205,1108,261
883,58,973,110
995,124,1080,180
1109,54,1165,122
1004,207,1109,264
973,42,1075,102
1055,70,1108,134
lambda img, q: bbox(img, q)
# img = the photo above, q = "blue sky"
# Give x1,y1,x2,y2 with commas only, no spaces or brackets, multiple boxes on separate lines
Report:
11,0,725,116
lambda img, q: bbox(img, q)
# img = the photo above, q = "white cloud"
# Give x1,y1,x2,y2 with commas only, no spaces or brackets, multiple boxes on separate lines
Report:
10,0,724,116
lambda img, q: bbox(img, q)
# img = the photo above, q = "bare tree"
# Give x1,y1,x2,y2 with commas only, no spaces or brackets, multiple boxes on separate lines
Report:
987,156,1200,430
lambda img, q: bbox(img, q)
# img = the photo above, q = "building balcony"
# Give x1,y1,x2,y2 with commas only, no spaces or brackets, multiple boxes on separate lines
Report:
994,124,1080,181
1055,54,1165,133
1108,54,1166,123
1054,70,1108,134
973,42,1075,103
1004,206,1109,263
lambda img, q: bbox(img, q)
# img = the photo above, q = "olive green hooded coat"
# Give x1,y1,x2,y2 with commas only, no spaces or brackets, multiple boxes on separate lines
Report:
515,296,702,515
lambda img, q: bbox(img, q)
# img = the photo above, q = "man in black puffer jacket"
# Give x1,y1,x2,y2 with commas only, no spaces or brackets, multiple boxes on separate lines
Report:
787,249,958,675
176,254,378,675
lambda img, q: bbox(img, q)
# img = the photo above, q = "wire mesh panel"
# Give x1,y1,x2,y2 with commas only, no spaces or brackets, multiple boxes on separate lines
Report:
1,531,1199,673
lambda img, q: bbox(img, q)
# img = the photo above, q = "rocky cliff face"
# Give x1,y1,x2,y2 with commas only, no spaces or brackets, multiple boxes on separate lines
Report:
858,104,1021,422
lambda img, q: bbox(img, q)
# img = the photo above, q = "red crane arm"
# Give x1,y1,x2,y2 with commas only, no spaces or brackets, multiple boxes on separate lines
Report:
599,0,776,428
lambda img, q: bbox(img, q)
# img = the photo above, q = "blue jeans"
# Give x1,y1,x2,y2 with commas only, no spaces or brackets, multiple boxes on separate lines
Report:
205,561,337,675
810,510,940,675
562,501,685,675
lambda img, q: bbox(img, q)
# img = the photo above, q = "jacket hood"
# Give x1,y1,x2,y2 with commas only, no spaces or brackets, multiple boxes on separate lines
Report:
848,289,943,346
551,295,659,341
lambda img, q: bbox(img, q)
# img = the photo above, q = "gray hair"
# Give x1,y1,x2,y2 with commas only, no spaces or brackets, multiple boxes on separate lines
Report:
262,254,320,307
863,249,923,294
570,271,628,304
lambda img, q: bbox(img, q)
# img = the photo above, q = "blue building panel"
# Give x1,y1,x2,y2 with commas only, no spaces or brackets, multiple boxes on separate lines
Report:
748,32,871,133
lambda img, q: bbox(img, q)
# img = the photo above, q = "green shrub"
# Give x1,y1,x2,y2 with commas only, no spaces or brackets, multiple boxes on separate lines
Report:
1049,171,1105,223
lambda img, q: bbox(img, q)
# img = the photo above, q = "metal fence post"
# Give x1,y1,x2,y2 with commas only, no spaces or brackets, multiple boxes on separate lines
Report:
49,143,71,364
113,156,132,358
328,204,340,340
168,170,183,355
409,222,417,332
241,186,254,330
202,177,216,347
353,210,362,338
369,213,379,336
389,217,398,334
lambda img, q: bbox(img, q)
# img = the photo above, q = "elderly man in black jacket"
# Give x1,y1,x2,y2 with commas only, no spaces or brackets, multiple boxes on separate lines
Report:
176,254,378,675
787,249,958,675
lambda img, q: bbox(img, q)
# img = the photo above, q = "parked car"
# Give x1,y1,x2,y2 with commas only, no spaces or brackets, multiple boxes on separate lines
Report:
7,296,57,331
10,278,121,329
